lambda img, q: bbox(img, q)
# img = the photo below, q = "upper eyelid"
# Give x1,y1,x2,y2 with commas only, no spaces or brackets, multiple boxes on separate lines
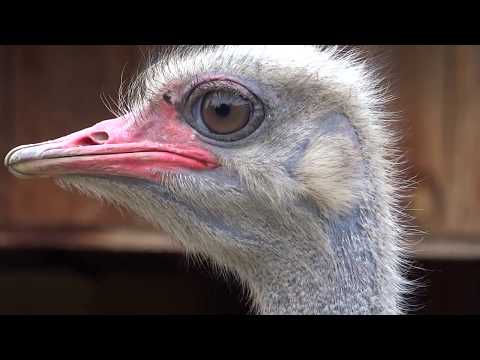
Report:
189,81,241,99
184,80,259,114
181,75,257,102
203,91,248,106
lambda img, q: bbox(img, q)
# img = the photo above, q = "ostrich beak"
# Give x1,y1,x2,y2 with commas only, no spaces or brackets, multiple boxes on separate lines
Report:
4,110,218,182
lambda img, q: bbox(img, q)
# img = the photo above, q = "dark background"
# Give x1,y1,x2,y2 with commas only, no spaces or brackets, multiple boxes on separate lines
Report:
1,46,479,314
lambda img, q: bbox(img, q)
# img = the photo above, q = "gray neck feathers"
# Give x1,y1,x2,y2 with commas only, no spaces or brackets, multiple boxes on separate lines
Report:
244,203,402,315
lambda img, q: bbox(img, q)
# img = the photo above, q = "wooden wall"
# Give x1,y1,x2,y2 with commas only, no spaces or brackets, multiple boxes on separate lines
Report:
1,45,479,256
392,46,480,237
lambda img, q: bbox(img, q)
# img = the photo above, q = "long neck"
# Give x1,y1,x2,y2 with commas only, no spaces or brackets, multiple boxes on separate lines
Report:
245,205,403,315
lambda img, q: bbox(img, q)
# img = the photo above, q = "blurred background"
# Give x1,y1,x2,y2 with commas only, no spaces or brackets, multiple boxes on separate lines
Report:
0,45,479,314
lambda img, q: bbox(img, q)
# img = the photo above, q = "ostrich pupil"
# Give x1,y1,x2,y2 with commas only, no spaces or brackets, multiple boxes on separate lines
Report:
215,103,230,117
201,94,251,135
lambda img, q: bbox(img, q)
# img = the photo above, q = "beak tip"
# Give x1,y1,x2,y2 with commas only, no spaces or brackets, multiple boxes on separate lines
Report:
4,146,19,168
4,144,43,178
4,147,23,178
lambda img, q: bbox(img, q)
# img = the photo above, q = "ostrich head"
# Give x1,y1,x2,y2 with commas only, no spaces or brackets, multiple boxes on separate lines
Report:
5,45,410,314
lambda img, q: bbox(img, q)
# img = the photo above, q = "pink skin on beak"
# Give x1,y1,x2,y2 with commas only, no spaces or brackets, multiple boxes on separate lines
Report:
4,103,219,182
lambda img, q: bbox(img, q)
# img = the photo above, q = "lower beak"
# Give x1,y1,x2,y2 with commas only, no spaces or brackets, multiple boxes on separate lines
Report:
4,115,218,182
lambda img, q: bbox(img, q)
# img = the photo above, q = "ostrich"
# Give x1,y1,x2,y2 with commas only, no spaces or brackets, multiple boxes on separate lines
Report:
4,45,412,314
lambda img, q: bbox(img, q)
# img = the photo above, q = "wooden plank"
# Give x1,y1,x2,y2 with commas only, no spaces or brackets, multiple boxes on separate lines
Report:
414,236,480,260
392,45,480,236
0,46,14,226
392,46,449,236
442,46,480,234
0,228,183,253
2,226,480,261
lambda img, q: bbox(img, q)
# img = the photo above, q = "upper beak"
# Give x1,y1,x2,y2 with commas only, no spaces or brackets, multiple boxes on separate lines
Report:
4,111,218,182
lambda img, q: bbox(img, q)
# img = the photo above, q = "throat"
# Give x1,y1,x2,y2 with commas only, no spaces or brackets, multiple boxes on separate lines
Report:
241,208,403,315
248,251,385,315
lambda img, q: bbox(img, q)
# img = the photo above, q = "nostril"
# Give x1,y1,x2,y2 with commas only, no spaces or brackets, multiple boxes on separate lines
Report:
74,131,110,146
90,131,109,143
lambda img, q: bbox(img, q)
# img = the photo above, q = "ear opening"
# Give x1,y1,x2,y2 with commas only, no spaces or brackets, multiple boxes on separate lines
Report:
295,134,366,215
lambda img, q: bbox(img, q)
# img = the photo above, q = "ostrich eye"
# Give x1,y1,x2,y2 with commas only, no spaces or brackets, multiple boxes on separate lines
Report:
185,80,265,142
201,92,251,135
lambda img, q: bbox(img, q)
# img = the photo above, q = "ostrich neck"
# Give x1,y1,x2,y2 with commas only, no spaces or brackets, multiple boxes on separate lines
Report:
246,206,400,315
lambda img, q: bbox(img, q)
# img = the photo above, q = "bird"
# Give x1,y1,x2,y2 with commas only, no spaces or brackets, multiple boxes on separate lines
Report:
4,45,413,314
